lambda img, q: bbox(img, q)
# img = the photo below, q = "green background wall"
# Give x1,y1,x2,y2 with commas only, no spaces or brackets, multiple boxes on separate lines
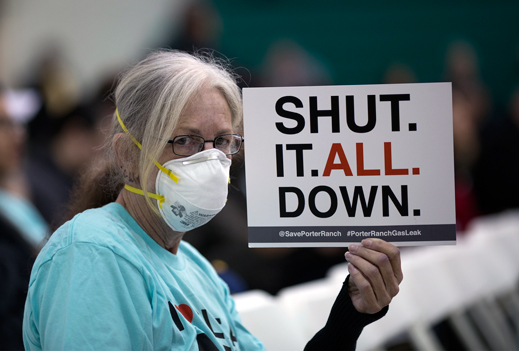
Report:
214,1,519,107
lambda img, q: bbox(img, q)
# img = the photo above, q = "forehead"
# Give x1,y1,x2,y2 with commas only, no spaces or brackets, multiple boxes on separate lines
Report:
175,87,233,136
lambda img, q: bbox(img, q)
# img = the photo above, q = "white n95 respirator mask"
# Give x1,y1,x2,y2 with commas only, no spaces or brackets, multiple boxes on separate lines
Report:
154,148,231,232
116,109,231,232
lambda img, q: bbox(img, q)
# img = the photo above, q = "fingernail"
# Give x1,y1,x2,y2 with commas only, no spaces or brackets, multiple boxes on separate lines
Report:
362,239,372,247
349,244,359,252
345,252,352,261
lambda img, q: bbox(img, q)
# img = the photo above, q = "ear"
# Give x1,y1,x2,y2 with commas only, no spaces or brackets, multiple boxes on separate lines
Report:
112,133,139,179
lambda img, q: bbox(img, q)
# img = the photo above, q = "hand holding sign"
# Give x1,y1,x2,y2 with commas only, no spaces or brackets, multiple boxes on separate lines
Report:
345,239,403,314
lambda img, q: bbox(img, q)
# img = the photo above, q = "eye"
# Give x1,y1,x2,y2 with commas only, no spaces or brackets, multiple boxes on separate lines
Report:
174,136,192,146
171,135,205,156
215,135,231,147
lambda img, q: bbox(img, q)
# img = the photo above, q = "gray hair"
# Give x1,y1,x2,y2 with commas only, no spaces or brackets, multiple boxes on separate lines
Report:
113,50,242,213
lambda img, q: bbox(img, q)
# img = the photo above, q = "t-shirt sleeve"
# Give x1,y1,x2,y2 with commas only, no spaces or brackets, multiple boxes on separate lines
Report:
304,275,388,351
23,242,153,351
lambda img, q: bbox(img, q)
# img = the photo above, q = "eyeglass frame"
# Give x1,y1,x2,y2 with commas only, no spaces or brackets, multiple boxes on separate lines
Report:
166,134,244,156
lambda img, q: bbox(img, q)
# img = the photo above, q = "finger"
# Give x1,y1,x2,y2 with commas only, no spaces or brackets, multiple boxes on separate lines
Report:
348,242,400,297
346,251,392,305
347,243,400,297
347,263,377,313
361,239,403,284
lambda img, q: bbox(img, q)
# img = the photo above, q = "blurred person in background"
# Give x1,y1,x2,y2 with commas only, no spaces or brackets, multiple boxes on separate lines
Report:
473,85,519,215
0,88,48,351
23,50,402,351
162,0,252,88
24,44,80,122
258,39,332,88
444,40,492,124
443,40,491,231
383,62,417,85
25,103,99,228
166,0,222,54
21,45,101,227
452,89,481,231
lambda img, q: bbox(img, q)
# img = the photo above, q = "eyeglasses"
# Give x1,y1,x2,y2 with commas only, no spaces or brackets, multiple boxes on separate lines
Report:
167,134,244,156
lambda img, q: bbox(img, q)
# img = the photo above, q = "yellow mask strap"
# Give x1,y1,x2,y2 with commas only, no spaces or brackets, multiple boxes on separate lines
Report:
124,184,165,210
116,109,179,183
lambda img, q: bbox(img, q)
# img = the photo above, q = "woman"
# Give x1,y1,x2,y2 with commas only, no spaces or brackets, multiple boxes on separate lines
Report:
23,51,402,350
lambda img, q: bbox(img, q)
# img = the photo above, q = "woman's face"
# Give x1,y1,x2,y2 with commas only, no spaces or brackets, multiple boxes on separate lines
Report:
151,86,233,185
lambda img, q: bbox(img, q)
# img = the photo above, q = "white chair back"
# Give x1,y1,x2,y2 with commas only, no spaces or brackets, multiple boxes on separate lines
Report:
232,289,308,351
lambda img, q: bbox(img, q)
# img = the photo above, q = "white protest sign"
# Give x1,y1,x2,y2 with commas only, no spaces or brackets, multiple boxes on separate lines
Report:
243,83,455,247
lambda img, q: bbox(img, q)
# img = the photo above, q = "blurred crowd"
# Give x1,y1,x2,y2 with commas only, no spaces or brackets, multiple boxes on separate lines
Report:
1,0,519,349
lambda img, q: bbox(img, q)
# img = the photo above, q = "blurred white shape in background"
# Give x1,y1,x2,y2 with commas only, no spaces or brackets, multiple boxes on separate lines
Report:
3,88,41,124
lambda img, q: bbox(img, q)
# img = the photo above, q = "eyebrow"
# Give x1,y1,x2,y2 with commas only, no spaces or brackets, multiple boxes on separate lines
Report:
178,127,233,136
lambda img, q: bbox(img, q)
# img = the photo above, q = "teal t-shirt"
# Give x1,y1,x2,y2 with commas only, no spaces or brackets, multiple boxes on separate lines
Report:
23,203,265,351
